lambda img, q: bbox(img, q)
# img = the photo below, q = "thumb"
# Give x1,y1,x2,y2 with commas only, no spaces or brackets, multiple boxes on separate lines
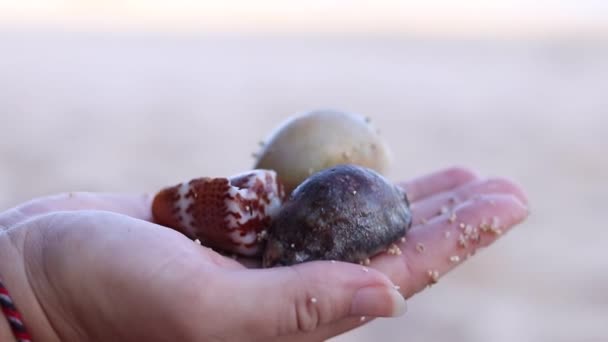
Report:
233,261,406,337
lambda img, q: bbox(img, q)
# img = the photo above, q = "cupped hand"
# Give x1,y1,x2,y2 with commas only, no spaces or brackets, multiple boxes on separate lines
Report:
0,167,528,342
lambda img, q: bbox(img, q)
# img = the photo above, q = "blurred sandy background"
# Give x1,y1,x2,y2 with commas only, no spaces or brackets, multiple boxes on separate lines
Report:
1,1,607,341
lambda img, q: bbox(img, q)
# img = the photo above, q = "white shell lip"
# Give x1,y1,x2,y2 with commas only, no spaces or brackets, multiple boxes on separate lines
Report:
223,169,284,255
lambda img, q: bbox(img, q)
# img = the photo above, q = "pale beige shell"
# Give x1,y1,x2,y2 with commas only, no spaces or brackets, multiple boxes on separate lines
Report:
254,109,392,194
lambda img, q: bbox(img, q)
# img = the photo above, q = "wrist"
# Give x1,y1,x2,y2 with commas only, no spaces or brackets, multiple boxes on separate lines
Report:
0,230,60,342
0,291,15,341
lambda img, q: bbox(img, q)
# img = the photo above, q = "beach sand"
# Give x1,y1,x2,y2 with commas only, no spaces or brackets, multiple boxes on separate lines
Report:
1,31,607,341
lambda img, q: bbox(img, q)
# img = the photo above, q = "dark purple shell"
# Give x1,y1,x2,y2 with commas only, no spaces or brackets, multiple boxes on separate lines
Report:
262,164,412,267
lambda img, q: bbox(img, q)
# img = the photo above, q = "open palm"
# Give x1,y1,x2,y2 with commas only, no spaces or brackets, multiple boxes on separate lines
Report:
0,167,528,342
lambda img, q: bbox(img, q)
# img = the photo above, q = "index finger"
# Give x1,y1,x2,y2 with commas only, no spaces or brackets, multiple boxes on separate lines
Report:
0,192,153,230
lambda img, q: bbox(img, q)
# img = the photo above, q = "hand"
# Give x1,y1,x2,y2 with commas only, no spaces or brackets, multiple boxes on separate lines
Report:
0,167,528,341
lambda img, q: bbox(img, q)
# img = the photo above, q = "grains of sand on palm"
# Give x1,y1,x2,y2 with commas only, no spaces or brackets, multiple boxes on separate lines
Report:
359,258,371,266
490,216,503,235
458,234,467,248
479,217,503,235
387,243,402,255
428,270,439,284
479,218,489,232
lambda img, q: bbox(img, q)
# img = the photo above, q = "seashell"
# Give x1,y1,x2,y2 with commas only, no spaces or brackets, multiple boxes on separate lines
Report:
254,109,392,195
262,164,412,267
152,170,285,256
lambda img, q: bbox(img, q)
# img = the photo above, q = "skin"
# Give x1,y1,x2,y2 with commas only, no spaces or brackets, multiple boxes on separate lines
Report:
0,167,528,341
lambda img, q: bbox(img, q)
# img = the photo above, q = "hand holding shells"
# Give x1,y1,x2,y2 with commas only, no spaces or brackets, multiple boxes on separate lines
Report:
152,109,529,283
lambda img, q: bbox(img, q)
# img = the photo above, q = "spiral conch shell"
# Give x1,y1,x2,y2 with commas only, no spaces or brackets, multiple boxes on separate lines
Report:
152,170,285,256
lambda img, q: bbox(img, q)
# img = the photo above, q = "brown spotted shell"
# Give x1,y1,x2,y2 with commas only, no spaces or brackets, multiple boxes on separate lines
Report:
152,170,285,256
262,164,412,267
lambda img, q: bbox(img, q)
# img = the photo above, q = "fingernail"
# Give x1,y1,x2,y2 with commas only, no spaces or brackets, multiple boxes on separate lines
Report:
350,286,407,317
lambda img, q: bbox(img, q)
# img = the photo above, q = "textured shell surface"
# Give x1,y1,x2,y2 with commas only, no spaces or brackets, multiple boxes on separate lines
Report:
152,169,285,256
262,164,412,267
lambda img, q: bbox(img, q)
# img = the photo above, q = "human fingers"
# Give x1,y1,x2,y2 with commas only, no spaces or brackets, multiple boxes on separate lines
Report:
372,194,529,297
398,167,479,202
283,194,529,341
411,177,528,225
